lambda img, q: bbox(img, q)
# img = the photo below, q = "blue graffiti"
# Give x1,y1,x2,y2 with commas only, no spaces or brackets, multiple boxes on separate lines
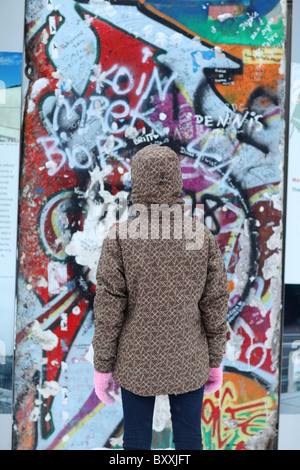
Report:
144,0,280,21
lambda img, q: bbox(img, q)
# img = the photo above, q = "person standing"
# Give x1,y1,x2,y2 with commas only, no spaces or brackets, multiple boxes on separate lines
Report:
92,144,229,450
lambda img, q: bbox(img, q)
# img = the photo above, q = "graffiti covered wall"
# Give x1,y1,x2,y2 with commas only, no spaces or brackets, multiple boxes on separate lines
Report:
14,0,286,450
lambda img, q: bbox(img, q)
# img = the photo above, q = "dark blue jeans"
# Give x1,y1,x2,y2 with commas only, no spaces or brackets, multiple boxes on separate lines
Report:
121,386,205,450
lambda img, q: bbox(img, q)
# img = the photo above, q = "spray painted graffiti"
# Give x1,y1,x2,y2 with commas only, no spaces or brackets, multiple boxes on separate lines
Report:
14,0,286,450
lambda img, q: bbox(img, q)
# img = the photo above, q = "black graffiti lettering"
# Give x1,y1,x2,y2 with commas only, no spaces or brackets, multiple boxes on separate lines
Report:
201,194,224,236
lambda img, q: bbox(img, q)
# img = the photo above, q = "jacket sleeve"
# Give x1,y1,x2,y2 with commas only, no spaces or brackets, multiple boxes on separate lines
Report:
92,227,128,373
199,228,229,368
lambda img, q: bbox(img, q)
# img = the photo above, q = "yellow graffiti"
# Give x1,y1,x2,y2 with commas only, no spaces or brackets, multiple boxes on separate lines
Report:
202,373,277,450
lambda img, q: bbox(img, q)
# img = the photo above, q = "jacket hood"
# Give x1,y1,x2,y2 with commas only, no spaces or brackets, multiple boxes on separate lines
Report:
130,144,184,208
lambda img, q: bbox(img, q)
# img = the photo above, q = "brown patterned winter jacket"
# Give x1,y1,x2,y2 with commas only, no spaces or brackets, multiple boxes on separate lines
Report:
92,144,229,396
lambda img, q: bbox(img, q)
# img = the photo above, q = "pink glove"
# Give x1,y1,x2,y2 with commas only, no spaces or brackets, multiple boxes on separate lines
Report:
94,370,115,405
204,366,223,394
